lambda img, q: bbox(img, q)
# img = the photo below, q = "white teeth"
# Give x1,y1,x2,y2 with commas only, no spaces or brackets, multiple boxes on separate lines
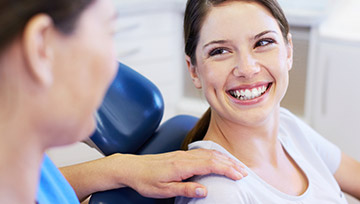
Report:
251,88,259,99
236,90,240,98
240,90,245,95
229,85,268,101
244,89,251,99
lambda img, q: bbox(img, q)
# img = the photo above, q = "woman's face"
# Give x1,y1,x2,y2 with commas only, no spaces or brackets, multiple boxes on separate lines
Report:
188,1,293,126
49,0,118,144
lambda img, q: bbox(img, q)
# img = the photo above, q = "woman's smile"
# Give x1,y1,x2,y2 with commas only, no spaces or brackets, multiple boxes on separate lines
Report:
227,82,273,105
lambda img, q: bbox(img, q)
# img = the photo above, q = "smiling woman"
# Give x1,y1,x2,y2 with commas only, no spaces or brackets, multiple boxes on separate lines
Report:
182,0,292,150
177,0,360,203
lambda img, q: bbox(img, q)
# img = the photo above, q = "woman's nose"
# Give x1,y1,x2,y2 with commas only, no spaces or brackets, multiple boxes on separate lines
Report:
232,53,260,78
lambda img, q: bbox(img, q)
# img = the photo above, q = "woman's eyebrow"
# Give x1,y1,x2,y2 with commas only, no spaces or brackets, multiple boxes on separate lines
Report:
254,30,277,39
203,40,229,50
202,30,277,49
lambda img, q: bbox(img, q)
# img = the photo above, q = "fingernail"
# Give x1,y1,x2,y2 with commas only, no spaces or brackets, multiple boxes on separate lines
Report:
235,171,243,179
195,188,205,197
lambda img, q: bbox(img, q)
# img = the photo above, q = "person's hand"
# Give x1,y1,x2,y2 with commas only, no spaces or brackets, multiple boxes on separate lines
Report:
113,149,247,198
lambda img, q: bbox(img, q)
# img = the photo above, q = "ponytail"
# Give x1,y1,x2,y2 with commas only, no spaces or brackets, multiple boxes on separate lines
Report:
181,108,211,150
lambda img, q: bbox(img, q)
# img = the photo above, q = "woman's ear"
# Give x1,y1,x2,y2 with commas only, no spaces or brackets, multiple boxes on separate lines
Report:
22,14,54,88
185,55,202,89
286,33,294,71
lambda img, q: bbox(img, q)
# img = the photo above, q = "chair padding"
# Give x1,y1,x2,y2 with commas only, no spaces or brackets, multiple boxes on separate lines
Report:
138,115,198,155
90,63,164,156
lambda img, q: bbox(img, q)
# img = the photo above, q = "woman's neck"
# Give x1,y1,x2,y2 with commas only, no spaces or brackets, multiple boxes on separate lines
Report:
204,108,281,168
204,108,309,196
0,115,46,204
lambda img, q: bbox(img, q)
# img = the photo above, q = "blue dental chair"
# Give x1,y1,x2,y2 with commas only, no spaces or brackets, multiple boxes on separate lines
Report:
87,62,198,204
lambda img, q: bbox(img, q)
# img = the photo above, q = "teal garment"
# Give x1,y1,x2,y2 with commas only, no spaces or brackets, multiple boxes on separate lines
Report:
36,154,80,204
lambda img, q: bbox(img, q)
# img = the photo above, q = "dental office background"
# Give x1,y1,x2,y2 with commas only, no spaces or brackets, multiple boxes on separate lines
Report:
47,0,360,203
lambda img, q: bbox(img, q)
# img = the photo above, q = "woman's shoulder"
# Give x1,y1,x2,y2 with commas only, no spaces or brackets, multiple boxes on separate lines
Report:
278,107,313,137
175,174,254,204
179,141,256,203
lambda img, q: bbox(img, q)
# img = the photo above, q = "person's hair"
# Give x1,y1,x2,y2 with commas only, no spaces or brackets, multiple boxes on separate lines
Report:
0,0,95,53
181,0,289,150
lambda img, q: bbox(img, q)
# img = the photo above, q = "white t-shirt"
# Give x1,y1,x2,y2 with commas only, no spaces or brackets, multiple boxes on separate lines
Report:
176,108,347,204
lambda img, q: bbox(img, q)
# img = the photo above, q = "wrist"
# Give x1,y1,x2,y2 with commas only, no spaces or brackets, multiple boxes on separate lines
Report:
106,153,133,189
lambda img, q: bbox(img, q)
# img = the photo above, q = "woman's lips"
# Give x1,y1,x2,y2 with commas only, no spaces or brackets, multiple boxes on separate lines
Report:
227,82,272,104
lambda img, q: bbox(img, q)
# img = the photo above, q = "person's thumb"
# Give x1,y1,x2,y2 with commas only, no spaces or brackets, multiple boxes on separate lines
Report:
167,182,208,198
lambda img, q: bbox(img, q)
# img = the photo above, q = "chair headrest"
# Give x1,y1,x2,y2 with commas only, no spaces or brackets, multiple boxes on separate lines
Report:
90,62,164,156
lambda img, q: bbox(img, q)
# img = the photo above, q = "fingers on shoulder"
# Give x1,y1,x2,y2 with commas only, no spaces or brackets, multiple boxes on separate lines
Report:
180,175,248,203
191,149,246,178
171,149,247,181
164,181,208,198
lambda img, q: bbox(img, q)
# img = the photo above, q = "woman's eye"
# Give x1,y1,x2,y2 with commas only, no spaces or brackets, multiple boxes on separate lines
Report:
254,39,275,48
209,48,229,56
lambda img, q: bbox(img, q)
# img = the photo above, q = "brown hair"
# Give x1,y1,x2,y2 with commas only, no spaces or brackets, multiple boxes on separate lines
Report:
0,0,95,53
181,0,289,150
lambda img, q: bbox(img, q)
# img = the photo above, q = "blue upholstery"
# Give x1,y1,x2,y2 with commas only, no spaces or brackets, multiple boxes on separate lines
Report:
88,62,198,204
90,63,164,156
139,115,198,155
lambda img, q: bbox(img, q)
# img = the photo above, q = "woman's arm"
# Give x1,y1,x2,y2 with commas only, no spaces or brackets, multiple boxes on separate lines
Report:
60,149,246,202
334,152,360,200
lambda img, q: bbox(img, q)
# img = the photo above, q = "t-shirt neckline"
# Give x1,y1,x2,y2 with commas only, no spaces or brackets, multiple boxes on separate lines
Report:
189,138,311,201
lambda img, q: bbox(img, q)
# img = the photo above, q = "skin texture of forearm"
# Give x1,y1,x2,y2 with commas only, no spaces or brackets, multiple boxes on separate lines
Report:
60,154,126,202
